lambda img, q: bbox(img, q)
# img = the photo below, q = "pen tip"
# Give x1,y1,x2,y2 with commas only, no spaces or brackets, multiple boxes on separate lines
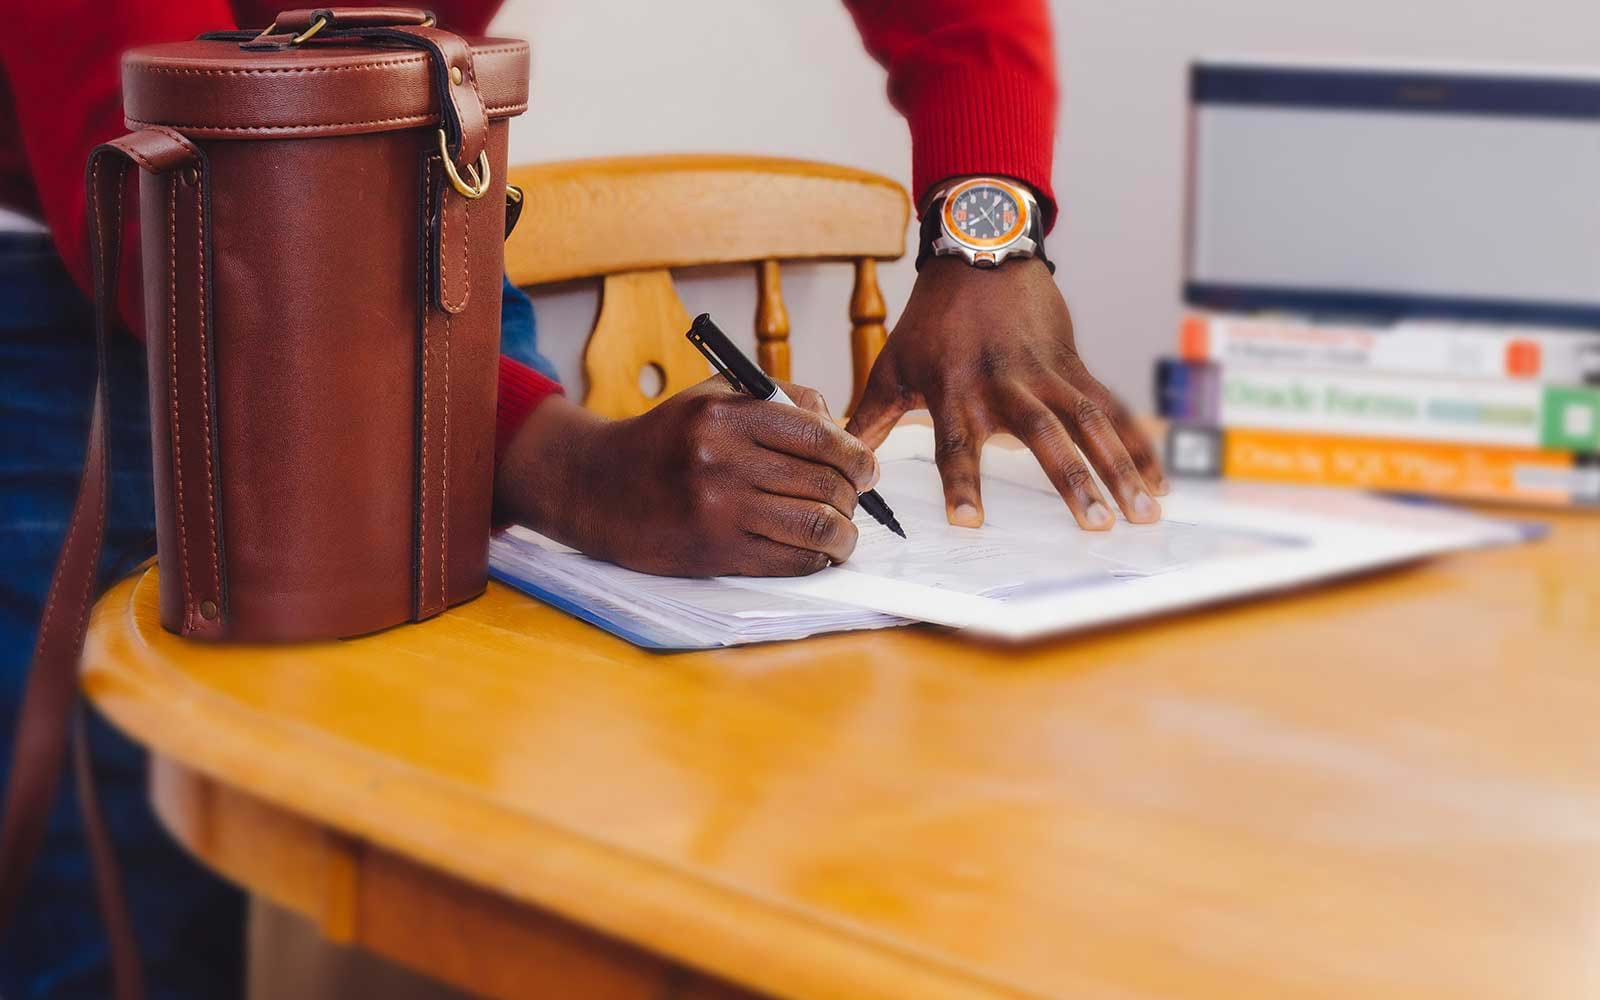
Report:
889,520,906,539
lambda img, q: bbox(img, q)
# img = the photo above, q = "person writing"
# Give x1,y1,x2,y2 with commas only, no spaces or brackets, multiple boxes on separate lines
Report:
0,0,1163,995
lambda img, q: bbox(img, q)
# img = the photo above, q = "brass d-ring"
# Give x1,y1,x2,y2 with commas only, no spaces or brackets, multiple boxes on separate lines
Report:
291,14,328,44
436,129,491,199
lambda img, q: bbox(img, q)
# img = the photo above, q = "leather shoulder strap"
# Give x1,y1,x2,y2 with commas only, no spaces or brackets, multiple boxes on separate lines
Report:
0,128,199,1000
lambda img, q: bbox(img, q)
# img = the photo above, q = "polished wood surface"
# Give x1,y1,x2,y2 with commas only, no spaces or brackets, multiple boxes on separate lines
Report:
503,155,908,415
503,155,908,285
83,495,1599,1000
167,758,762,1000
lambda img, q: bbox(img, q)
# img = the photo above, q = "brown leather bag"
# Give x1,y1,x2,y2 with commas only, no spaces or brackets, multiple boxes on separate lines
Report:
0,8,529,994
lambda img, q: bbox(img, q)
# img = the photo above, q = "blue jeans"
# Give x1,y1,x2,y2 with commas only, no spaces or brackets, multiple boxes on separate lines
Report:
0,232,554,997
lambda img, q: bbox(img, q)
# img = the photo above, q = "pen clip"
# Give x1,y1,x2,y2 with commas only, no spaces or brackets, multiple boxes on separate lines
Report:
687,319,750,394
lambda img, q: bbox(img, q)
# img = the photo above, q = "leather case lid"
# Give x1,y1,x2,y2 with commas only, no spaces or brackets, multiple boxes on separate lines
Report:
122,37,529,139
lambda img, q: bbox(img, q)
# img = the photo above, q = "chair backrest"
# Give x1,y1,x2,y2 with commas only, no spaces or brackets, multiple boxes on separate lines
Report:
504,155,909,418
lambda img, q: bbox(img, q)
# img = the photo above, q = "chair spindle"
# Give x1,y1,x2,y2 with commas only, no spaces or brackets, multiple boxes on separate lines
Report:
755,259,791,381
849,258,888,413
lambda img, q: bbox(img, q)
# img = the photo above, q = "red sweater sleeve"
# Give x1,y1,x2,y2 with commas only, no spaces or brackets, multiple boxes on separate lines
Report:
496,356,563,461
842,0,1059,230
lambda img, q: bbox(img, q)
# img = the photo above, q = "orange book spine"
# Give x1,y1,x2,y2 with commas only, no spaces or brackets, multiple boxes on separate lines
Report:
1215,428,1597,506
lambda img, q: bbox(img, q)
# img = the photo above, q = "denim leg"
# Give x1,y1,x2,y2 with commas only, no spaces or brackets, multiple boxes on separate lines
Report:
0,236,244,1000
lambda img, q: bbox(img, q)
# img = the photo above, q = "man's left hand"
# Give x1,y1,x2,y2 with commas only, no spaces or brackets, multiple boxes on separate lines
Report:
847,255,1167,529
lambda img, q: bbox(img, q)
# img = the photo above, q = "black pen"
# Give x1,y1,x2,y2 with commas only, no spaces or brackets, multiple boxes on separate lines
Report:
687,313,905,539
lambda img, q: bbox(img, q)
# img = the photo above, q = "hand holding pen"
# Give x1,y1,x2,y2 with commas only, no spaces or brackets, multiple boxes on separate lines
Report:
496,313,894,579
688,314,905,538
496,374,882,577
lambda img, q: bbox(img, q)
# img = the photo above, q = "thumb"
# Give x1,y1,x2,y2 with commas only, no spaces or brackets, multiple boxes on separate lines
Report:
845,356,911,450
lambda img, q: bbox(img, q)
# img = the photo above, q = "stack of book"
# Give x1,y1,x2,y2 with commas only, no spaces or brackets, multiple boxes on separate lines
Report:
1158,313,1600,507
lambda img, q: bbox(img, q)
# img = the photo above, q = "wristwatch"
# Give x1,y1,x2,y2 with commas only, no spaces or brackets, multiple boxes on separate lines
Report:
916,176,1053,273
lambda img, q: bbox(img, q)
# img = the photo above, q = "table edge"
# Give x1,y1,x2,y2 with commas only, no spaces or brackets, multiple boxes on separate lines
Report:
82,568,1052,1000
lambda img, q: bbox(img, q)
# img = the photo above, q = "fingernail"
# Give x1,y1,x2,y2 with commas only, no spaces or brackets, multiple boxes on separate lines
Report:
952,503,981,527
1153,477,1171,497
1131,491,1158,520
867,460,881,490
1084,500,1113,529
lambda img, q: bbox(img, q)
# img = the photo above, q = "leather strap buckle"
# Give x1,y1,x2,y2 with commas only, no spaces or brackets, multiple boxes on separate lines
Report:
253,9,436,46
435,128,490,199
252,13,328,45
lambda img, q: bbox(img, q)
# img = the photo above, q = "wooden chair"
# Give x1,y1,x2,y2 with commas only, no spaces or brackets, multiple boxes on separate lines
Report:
503,155,910,418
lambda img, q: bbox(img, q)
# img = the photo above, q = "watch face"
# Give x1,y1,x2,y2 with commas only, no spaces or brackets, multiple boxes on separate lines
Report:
944,180,1028,248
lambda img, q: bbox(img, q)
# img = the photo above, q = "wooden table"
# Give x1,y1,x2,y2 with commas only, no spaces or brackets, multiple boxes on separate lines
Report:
83,503,1599,1000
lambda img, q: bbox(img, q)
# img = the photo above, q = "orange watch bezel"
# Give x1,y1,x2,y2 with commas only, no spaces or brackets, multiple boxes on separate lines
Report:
941,178,1031,250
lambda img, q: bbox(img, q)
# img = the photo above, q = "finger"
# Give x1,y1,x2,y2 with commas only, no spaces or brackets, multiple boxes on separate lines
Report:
931,405,986,528
997,390,1115,530
743,450,859,518
774,380,832,420
844,355,911,450
1043,380,1161,523
1079,379,1169,496
743,495,859,565
746,404,879,492
728,535,832,578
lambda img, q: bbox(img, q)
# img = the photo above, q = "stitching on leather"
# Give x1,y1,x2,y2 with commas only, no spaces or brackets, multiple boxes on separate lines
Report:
147,126,198,155
128,114,432,132
466,51,485,101
168,176,194,629
124,104,526,133
419,164,433,610
442,46,486,163
460,188,473,311
195,168,222,619
97,164,120,593
133,59,429,76
459,187,471,312
440,194,470,313
41,159,108,643
439,185,451,309
68,151,111,645
113,145,165,173
112,129,196,175
463,49,487,158
421,330,432,609
129,44,525,76
441,310,450,607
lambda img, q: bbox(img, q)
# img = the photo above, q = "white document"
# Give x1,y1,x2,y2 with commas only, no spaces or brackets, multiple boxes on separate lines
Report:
489,528,905,649
491,424,1526,648
730,425,1527,641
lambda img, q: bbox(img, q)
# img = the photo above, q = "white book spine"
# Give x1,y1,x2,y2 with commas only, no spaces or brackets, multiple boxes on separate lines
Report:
1183,313,1600,383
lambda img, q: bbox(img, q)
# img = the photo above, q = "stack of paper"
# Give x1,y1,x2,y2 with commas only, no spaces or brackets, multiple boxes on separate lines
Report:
490,425,1529,650
489,528,906,649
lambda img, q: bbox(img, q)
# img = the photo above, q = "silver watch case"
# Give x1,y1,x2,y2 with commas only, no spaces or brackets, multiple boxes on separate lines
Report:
930,178,1042,268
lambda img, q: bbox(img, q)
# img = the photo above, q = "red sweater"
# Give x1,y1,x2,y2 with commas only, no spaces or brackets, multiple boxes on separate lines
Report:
0,0,1056,454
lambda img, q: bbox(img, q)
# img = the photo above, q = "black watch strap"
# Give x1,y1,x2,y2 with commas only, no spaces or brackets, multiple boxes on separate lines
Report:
915,190,1054,274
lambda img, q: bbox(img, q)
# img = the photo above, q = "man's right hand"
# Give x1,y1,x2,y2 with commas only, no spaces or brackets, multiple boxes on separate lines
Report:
494,378,880,577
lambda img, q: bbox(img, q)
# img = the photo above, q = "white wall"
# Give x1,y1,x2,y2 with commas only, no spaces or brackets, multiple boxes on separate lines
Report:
490,0,1600,414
